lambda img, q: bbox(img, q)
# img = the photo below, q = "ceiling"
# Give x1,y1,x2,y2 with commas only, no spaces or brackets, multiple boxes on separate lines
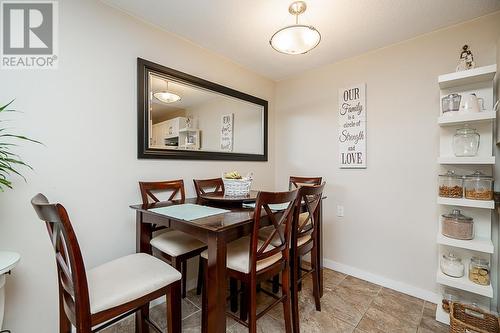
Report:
102,0,500,80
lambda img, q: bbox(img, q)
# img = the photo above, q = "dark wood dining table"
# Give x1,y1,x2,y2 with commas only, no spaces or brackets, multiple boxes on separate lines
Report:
130,195,324,333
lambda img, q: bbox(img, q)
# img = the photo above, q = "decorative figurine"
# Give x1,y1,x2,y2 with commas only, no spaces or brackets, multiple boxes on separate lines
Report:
456,45,475,72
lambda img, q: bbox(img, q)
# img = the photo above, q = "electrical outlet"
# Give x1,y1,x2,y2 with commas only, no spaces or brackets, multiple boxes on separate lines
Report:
336,205,344,217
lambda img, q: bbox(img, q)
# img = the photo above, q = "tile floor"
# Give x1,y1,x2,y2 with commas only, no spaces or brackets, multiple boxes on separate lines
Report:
102,267,449,333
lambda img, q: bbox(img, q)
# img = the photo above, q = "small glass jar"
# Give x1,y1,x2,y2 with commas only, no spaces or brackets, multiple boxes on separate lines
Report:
441,209,474,240
441,253,464,278
464,171,493,200
452,126,480,157
469,257,490,285
439,170,463,198
442,93,462,114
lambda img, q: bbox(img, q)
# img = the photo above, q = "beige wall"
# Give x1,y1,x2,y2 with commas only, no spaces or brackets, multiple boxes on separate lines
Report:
0,1,275,332
275,12,500,301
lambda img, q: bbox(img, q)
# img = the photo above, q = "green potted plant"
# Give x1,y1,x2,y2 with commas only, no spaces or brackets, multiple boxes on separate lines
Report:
0,100,41,191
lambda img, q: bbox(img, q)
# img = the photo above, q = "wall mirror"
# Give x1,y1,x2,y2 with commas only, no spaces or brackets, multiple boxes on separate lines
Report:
137,58,268,160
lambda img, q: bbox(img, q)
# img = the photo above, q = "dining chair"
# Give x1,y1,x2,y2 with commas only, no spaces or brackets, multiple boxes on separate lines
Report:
31,193,182,333
139,180,206,298
193,177,225,197
289,183,325,333
289,176,323,189
201,189,299,333
287,176,322,292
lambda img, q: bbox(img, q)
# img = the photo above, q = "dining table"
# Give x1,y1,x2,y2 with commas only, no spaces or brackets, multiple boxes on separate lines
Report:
130,192,324,333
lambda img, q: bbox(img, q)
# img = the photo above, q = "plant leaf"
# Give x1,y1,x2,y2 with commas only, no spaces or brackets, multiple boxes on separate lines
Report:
0,100,14,113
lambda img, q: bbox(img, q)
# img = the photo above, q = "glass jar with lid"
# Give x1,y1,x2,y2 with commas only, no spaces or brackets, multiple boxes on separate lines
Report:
441,209,474,240
452,126,480,157
464,171,493,200
440,253,464,278
442,93,462,114
469,257,490,285
439,170,463,198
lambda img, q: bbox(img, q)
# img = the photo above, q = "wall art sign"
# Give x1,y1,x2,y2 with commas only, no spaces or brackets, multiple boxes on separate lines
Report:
220,113,234,151
338,83,366,168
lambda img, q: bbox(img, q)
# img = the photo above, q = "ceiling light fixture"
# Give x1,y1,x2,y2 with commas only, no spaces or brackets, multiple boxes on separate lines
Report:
269,1,321,55
154,81,181,103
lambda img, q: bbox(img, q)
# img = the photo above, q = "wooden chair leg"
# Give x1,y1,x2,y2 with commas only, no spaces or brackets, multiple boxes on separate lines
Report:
135,304,149,333
230,277,238,313
282,265,293,333
181,259,187,298
240,281,248,322
58,288,71,333
248,279,258,333
167,280,182,333
201,259,208,333
172,257,184,299
291,253,300,333
272,274,280,294
311,246,321,311
196,255,203,295
297,256,302,291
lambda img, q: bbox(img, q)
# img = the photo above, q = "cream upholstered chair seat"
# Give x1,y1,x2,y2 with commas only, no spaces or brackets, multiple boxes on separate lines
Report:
87,253,182,314
150,230,206,257
200,236,282,274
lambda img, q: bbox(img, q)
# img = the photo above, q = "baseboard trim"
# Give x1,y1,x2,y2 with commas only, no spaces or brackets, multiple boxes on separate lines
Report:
323,258,441,304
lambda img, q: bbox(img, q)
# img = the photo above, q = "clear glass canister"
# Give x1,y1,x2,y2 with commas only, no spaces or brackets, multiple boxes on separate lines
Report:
441,209,474,240
440,253,464,278
452,126,480,157
442,93,462,114
464,171,493,200
439,170,463,198
469,257,490,285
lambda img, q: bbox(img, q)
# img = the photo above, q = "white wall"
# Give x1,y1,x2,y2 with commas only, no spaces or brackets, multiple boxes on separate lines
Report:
0,1,275,332
187,98,264,154
275,12,500,301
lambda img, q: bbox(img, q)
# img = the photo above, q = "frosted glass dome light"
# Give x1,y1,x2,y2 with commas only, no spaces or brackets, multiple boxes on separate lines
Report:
269,1,321,55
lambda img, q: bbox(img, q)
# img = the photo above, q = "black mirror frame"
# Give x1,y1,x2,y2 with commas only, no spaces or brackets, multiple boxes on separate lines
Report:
137,58,268,161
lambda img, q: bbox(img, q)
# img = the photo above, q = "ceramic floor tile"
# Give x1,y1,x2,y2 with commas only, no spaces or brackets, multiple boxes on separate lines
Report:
369,288,424,326
149,298,200,329
298,296,356,333
302,267,347,293
227,314,286,333
356,307,418,333
417,302,448,333
100,316,135,333
315,288,369,327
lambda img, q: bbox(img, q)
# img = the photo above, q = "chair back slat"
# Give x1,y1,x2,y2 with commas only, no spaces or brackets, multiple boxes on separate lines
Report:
250,190,298,272
31,193,91,329
294,183,325,241
193,178,225,197
139,180,185,206
289,176,322,190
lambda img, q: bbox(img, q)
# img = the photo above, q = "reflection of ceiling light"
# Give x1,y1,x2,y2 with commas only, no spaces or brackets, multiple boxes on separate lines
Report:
154,81,181,103
269,1,321,55
154,91,181,103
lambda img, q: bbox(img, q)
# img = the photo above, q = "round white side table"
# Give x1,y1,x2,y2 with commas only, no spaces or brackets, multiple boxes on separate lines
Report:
0,251,20,330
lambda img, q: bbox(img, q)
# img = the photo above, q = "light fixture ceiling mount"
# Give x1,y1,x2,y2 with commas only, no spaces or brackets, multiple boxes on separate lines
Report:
269,1,321,55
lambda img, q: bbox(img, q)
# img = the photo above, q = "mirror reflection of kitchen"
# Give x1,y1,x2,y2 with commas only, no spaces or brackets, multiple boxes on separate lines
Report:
148,72,264,154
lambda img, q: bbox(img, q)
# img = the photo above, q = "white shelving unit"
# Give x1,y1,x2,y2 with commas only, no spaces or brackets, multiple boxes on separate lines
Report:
437,197,495,209
438,111,496,126
438,65,497,89
437,156,495,165
435,64,497,325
